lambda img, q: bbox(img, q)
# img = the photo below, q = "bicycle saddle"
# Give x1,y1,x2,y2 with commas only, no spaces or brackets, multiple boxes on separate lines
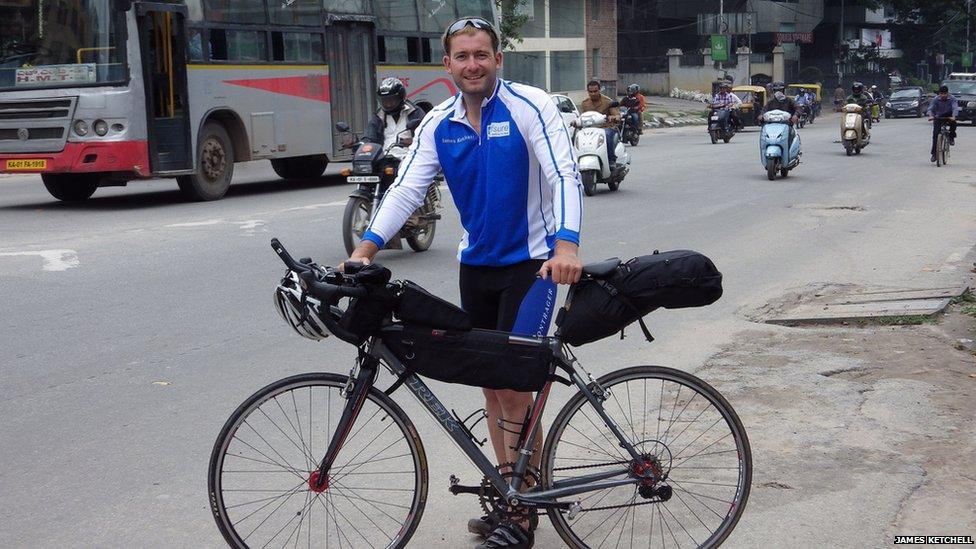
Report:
581,258,621,279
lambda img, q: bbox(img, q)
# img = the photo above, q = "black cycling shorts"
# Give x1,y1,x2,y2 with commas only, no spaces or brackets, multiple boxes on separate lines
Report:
459,259,557,338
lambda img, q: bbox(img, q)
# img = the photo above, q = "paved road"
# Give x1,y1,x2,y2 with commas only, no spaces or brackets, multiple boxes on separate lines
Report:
1,114,974,547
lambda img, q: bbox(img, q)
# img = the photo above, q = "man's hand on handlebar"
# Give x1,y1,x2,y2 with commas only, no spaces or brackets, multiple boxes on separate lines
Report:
341,241,379,272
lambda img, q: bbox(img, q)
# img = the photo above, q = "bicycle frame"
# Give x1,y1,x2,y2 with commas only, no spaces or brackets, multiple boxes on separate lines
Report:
315,333,647,511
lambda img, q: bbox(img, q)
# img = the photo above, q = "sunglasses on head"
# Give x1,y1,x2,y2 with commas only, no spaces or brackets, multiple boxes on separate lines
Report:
447,17,497,38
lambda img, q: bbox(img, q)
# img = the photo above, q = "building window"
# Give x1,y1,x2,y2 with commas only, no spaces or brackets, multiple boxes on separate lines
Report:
550,0,583,38
591,48,600,78
454,0,493,20
550,49,585,92
590,0,599,21
374,0,419,31
505,51,546,89
518,0,546,38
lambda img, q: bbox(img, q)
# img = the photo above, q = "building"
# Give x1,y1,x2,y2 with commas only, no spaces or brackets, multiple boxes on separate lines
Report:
502,0,593,96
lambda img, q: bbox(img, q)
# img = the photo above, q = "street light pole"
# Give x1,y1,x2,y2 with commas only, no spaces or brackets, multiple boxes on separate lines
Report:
838,0,845,84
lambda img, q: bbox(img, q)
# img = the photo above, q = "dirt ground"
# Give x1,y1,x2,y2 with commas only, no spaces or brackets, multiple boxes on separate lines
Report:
699,303,976,547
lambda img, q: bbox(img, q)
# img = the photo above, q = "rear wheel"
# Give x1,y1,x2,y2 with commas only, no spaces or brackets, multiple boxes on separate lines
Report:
628,133,640,146
936,135,947,167
541,366,752,549
41,173,99,201
608,178,621,192
342,196,371,256
582,171,597,197
270,155,329,180
177,122,233,201
208,372,428,549
767,161,777,181
722,133,732,143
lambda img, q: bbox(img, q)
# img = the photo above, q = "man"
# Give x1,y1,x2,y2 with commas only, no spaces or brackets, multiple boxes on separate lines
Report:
845,82,872,131
795,88,813,122
578,79,621,166
711,81,743,130
927,84,959,162
345,17,582,549
363,77,425,149
762,82,798,125
619,83,646,134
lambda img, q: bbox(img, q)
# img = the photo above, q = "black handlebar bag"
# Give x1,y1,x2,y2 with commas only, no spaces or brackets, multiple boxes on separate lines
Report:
557,250,723,346
382,325,553,392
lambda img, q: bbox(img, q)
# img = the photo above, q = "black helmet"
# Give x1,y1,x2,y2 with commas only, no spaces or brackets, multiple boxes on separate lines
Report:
770,82,786,93
377,77,406,114
851,82,863,95
627,84,639,95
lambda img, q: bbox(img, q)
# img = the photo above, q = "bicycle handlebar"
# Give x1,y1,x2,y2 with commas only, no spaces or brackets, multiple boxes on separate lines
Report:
271,238,368,300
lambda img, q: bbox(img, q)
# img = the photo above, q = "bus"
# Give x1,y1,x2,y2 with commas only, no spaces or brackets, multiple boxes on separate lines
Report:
0,0,494,201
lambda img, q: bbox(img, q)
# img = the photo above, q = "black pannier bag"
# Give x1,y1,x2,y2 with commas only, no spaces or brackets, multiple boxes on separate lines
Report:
557,250,723,347
337,264,397,343
382,325,553,392
394,280,473,331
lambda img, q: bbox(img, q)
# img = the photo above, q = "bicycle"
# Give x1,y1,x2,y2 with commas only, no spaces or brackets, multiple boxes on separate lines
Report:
207,239,752,548
934,117,954,167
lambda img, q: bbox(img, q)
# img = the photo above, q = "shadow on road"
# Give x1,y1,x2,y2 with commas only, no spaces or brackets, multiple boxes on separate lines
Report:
1,174,349,211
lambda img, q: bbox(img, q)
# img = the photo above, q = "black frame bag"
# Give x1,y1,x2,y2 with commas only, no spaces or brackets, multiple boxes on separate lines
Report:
381,325,553,391
557,250,723,346
394,280,472,331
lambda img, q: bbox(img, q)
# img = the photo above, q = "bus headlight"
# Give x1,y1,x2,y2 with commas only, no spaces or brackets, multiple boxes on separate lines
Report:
93,120,109,136
73,120,89,136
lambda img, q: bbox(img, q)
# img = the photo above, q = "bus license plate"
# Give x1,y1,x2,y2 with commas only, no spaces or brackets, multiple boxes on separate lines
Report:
347,176,380,183
5,159,47,171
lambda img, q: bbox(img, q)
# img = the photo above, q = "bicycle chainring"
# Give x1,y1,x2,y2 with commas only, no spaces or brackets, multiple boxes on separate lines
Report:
479,463,542,522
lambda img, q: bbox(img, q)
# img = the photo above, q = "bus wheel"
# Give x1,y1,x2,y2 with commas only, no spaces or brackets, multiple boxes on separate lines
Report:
42,173,99,201
177,122,233,201
270,155,329,180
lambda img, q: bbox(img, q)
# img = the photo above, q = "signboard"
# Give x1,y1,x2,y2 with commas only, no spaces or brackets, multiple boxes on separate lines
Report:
14,64,96,86
710,35,729,62
860,29,891,49
697,13,755,35
962,52,974,68
774,32,813,45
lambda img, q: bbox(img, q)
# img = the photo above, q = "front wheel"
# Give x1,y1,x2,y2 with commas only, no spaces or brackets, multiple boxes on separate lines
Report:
208,372,428,549
342,195,372,256
767,160,777,180
844,142,853,156
541,365,752,549
628,133,640,146
406,189,437,251
41,173,99,201
709,130,718,144
581,170,597,197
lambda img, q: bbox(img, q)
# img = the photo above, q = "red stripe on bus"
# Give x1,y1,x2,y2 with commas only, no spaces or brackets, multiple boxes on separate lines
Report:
223,75,331,103
0,140,151,177
407,77,457,98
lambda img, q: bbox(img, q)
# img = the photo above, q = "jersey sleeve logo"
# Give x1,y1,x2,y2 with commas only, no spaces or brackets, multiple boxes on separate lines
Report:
487,121,511,139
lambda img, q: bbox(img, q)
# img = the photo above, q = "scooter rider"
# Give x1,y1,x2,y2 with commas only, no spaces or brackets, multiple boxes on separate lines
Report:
578,79,621,166
927,84,959,162
762,82,798,124
619,83,646,134
364,77,426,149
845,82,872,130
712,82,743,129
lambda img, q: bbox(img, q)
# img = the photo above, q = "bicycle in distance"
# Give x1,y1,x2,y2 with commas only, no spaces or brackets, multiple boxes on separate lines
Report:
206,239,752,548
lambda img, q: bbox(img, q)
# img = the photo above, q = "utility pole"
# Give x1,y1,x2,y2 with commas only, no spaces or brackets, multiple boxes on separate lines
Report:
838,0,845,85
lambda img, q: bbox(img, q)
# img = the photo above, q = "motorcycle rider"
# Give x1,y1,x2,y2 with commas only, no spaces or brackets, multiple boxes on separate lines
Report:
927,84,959,162
619,83,646,135
364,77,426,149
578,79,621,167
845,82,873,132
346,17,582,548
711,81,743,130
761,82,798,124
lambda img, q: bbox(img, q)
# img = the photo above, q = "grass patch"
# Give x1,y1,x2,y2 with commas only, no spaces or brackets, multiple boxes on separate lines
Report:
867,315,939,326
961,304,976,318
951,290,975,304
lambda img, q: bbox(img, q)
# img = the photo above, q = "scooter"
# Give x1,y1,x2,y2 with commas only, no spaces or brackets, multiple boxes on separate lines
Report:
336,120,442,255
759,109,801,181
573,110,630,196
797,104,811,129
618,106,641,146
707,105,737,144
840,103,871,156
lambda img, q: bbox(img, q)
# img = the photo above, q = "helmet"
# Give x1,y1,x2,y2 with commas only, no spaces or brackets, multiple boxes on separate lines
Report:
627,84,639,95
851,82,864,95
770,82,786,93
274,271,330,341
377,77,406,114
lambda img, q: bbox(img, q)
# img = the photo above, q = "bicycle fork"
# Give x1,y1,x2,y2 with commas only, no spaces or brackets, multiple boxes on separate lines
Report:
309,358,378,492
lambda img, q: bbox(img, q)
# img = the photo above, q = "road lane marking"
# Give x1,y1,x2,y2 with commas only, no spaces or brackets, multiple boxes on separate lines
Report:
0,249,79,271
166,219,224,228
282,201,347,212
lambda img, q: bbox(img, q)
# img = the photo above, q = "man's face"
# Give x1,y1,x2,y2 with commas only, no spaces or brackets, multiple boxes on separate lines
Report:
587,85,601,102
443,31,501,97
939,91,949,99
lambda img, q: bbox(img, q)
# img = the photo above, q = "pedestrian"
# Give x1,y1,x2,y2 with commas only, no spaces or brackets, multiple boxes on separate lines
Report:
343,16,583,549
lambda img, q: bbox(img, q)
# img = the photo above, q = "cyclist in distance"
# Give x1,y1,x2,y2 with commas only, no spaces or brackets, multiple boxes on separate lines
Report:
363,77,426,149
927,84,959,163
343,16,583,549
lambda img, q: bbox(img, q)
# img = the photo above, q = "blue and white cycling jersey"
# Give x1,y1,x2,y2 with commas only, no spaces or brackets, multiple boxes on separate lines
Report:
361,79,583,267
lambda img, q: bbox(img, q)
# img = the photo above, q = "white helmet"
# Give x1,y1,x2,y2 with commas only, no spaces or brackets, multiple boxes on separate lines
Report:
273,271,330,340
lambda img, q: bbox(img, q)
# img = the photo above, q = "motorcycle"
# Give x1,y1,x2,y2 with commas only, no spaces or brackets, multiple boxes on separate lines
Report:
796,104,811,128
759,109,801,181
573,109,631,196
618,106,641,146
840,103,871,156
336,121,442,256
707,105,737,144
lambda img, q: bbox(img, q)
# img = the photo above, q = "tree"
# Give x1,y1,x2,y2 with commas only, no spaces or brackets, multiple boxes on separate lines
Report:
882,0,973,73
495,0,530,51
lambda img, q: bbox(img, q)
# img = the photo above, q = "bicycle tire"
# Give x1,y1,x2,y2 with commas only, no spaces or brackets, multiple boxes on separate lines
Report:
936,134,945,167
942,133,950,166
208,372,428,548
541,366,752,549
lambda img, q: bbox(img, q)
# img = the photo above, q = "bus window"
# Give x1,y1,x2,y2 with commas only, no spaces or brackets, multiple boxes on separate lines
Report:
272,32,324,62
378,35,409,63
327,0,369,13
204,0,266,24
270,0,320,26
419,0,458,33
210,29,267,61
374,0,419,31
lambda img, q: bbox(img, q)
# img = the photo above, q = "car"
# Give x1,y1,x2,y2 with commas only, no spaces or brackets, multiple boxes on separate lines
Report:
884,87,930,118
942,78,976,124
551,93,581,138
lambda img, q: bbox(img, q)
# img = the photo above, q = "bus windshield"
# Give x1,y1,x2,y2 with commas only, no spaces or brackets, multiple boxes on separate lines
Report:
0,0,126,91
